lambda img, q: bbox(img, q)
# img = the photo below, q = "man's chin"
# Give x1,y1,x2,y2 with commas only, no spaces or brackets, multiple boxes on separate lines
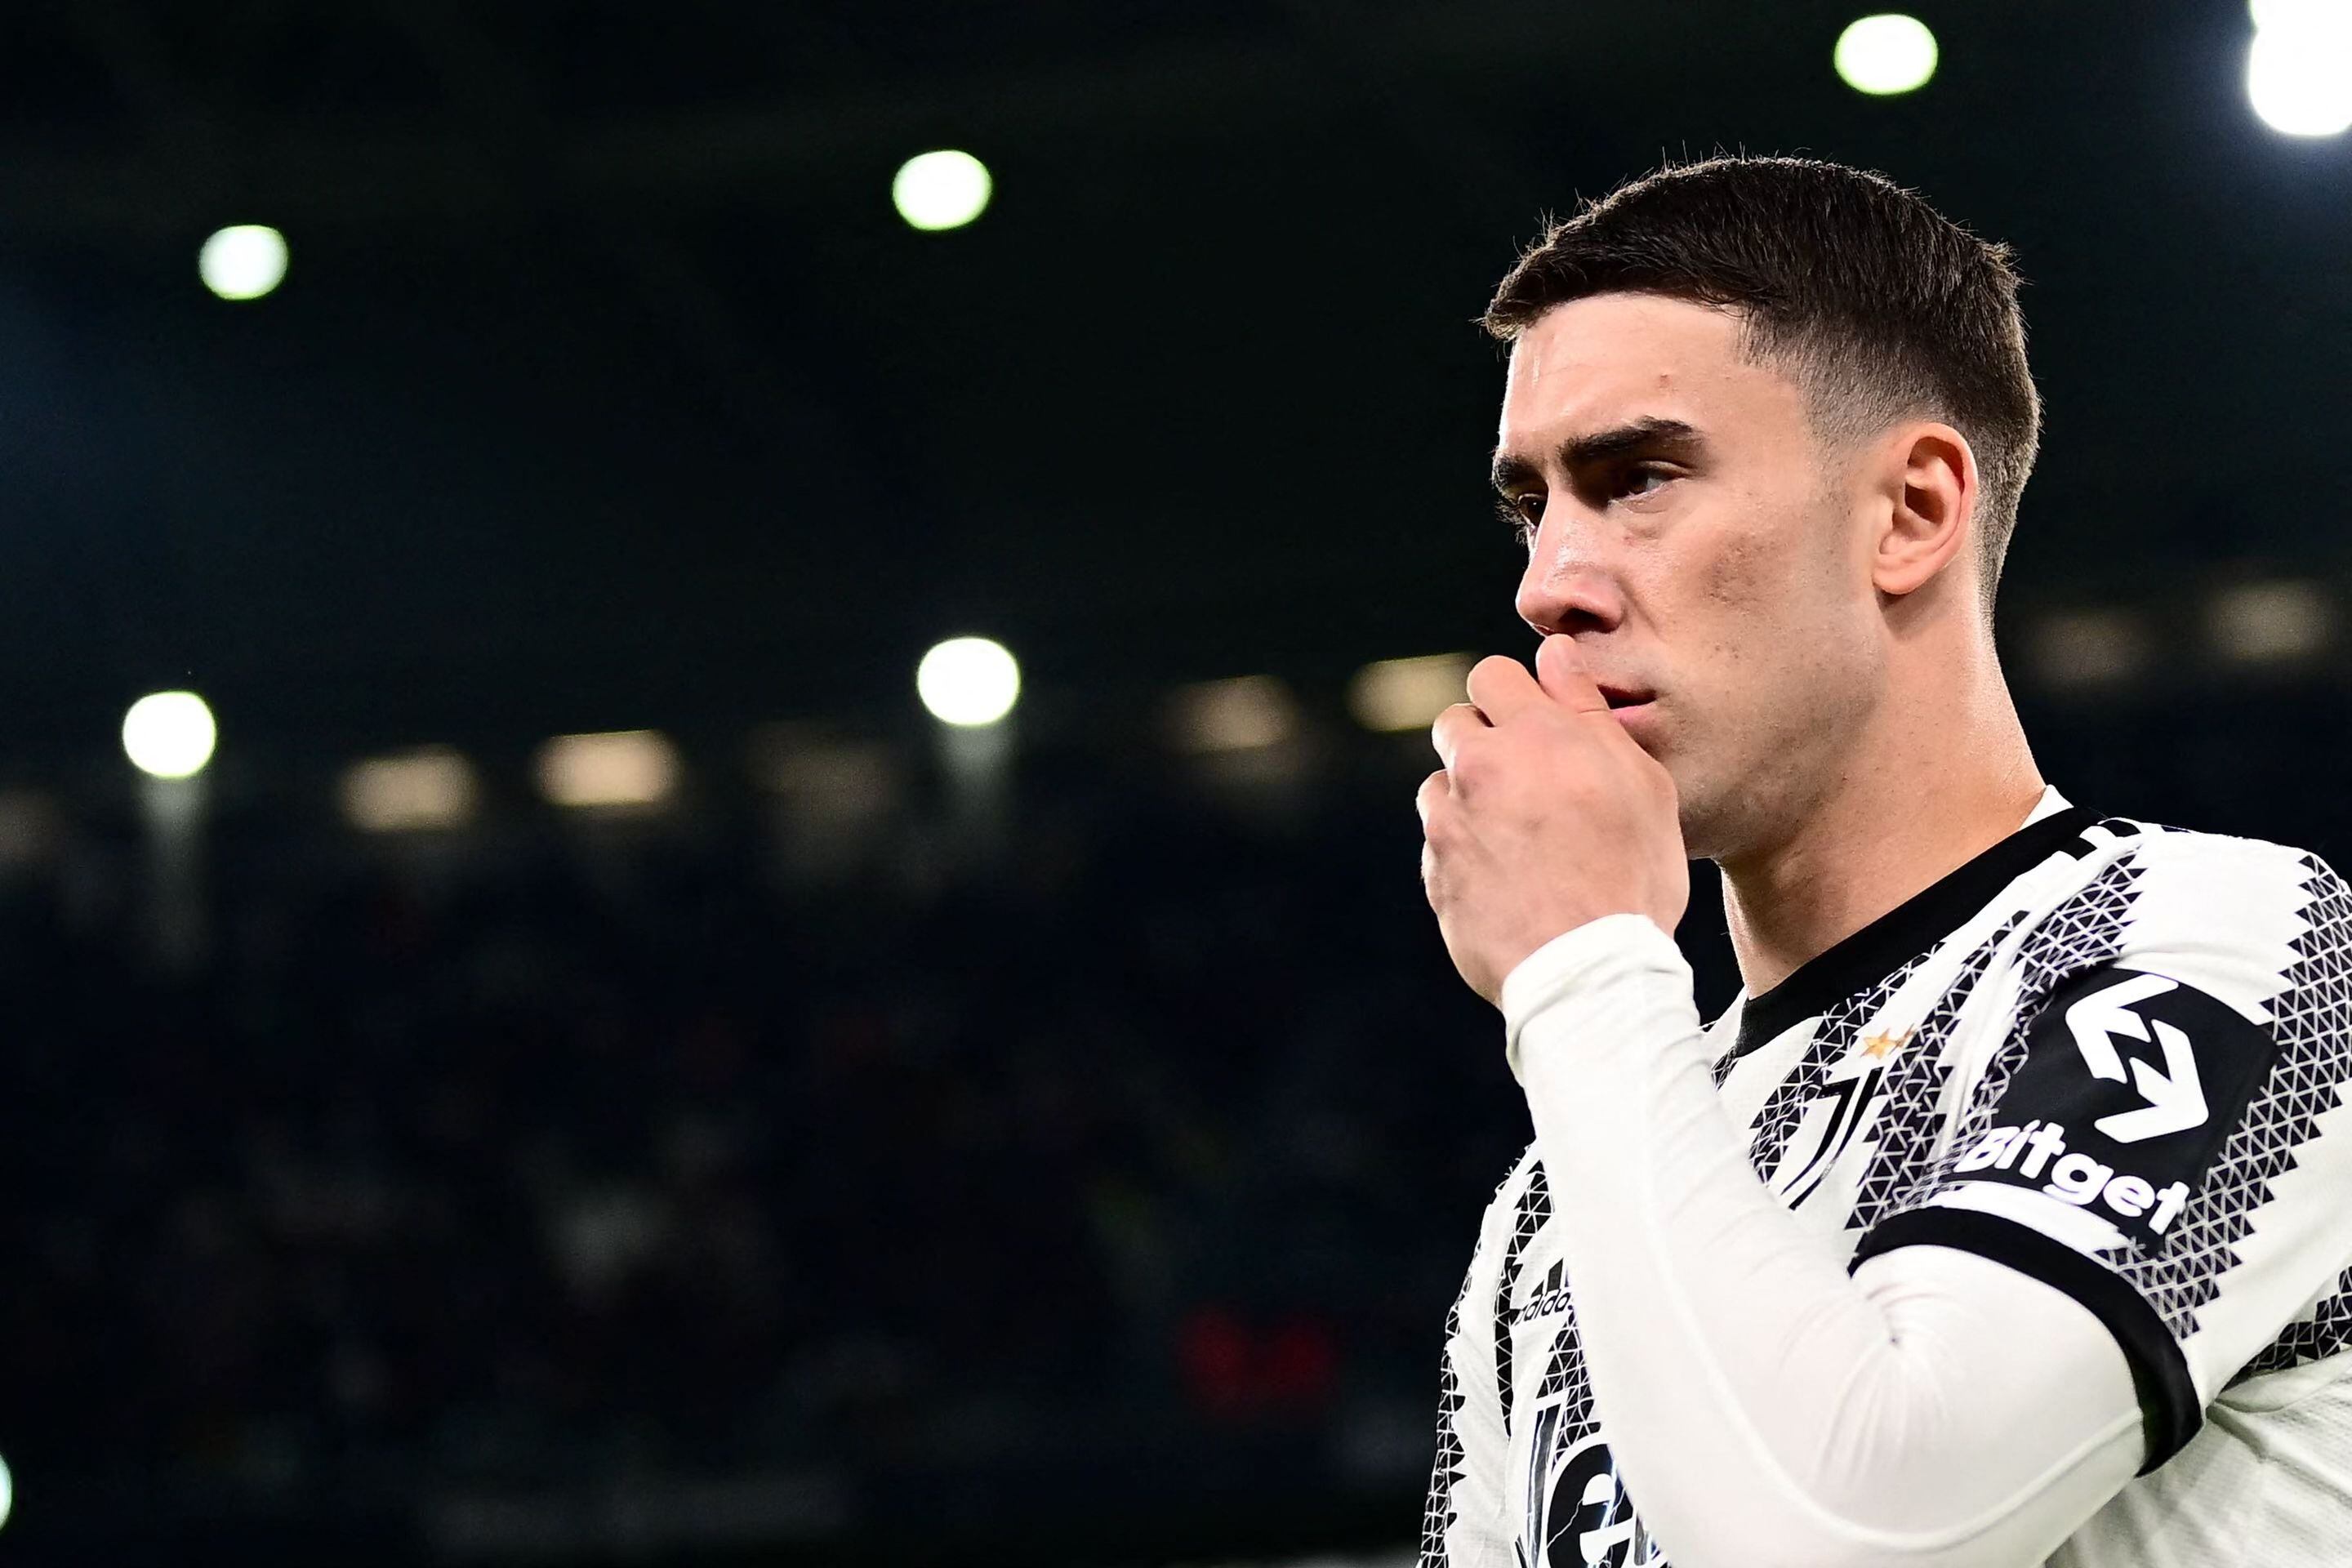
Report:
1679,781,1806,868
1672,782,1736,865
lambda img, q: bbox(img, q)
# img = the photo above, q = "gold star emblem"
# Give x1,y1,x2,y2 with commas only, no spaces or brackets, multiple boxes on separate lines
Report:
1860,1027,1915,1061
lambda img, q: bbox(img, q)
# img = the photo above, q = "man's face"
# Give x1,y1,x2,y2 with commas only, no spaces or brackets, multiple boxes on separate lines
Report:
1491,292,1886,862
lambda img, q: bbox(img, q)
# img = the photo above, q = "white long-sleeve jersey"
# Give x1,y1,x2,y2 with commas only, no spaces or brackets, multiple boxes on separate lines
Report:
1419,787,2352,1567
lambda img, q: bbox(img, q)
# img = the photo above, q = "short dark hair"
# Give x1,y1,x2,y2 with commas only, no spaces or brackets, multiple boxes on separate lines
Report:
1484,154,2042,605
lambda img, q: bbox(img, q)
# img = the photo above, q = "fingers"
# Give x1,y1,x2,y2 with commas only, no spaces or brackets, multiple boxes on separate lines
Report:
1429,702,1490,771
1464,654,1546,724
1415,767,1450,826
1428,642,1613,822
1535,631,1609,716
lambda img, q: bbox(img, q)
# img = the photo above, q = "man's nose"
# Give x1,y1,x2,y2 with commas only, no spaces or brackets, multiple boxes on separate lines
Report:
1515,552,1625,639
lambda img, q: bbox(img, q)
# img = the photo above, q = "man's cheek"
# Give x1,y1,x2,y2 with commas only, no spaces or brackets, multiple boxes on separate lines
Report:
1695,519,1775,612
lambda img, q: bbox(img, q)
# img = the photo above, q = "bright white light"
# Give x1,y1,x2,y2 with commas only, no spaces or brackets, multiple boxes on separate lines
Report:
0,1450,11,1530
893,151,993,232
536,730,681,809
198,225,289,301
2252,0,2352,34
1348,653,1476,733
916,637,1021,726
341,747,479,832
1834,15,1940,96
2247,2,2352,136
122,692,218,779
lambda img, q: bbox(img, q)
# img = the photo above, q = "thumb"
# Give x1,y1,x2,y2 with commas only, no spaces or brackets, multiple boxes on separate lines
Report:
1535,633,1609,716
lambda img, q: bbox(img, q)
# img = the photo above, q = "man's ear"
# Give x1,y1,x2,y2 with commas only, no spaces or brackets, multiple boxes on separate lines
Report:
1873,421,1977,599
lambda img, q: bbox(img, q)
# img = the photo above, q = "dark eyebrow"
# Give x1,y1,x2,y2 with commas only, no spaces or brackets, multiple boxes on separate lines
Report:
1488,416,1708,492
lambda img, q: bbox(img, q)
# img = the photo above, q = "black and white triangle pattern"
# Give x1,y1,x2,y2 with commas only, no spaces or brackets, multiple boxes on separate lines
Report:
1416,822,2352,1566
1905,848,2352,1342
1900,853,2147,1197
2109,854,2352,1338
1739,953,1934,1185
2240,1262,2352,1379
1418,1268,1475,1568
1494,1159,1551,1438
1847,910,2028,1230
1419,1156,1532,1568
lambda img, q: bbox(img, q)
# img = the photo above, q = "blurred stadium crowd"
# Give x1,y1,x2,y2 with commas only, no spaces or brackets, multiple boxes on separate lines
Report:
1,676,2347,1561
0,737,1542,1559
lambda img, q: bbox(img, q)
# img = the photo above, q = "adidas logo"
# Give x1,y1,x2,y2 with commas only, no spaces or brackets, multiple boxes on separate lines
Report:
1512,1258,1573,1325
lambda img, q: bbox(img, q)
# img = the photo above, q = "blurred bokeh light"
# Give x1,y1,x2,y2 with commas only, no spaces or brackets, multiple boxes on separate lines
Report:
1169,675,1300,753
0,8,2346,1566
1833,14,1939,96
535,729,683,808
917,636,1022,725
2207,579,2336,665
198,224,288,300
341,746,481,831
2247,0,2352,135
1348,653,1476,733
120,691,218,778
893,149,994,230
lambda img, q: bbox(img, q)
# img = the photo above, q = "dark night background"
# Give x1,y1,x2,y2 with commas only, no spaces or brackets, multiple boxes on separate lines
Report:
0,1,2345,1564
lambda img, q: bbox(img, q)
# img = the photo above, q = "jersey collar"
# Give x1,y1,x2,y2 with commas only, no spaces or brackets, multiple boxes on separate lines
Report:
1727,800,2104,1060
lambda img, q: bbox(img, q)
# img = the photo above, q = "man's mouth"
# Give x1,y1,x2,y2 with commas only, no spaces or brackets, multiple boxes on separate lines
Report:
1597,685,1655,710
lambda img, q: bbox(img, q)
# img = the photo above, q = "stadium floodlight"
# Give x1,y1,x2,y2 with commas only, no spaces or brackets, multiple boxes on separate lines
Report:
341,747,480,832
535,729,682,809
893,150,993,232
1169,675,1298,753
1833,14,1939,96
2206,579,2335,664
122,691,218,779
1348,653,1476,733
2247,0,2352,136
198,225,289,301
917,636,1022,727
2252,0,2352,24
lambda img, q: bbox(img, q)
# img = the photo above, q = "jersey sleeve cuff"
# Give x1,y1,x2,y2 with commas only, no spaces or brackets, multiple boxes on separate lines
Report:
1851,1207,2199,1474
1499,912,1687,1085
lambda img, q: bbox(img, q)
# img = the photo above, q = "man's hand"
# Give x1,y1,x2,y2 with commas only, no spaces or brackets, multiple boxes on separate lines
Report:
1418,635,1690,1005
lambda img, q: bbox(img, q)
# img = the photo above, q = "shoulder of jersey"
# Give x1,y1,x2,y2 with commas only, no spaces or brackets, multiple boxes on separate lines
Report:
2103,815,2345,887
2076,816,2352,973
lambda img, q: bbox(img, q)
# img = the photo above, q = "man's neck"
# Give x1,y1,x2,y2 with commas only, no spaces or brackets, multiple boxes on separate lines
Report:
1717,688,2047,1000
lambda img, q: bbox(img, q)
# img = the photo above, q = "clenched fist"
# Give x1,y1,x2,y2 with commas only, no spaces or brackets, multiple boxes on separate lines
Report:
1418,635,1690,1005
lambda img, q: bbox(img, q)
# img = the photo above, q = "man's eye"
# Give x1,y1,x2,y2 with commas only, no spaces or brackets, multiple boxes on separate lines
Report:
1495,492,1543,542
1619,464,1674,500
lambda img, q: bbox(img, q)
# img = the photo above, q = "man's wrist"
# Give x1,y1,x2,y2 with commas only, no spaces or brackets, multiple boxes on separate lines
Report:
1500,912,1690,1083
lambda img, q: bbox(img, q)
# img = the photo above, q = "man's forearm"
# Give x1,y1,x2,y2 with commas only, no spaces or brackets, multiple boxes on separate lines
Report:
1502,913,2144,1568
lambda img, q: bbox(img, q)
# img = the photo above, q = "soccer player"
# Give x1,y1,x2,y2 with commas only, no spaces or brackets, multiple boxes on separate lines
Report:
1414,154,2352,1567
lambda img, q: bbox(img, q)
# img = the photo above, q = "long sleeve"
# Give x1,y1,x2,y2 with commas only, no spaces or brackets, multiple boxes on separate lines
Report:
1500,913,2147,1568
